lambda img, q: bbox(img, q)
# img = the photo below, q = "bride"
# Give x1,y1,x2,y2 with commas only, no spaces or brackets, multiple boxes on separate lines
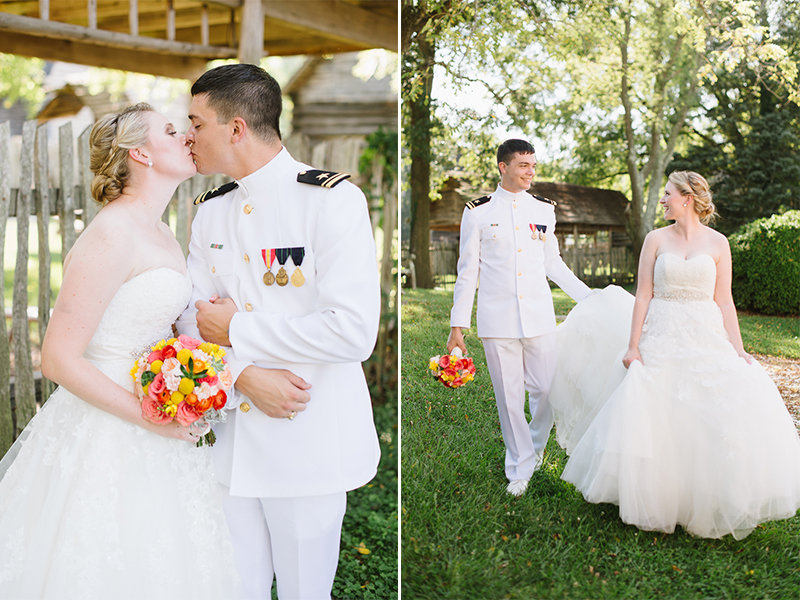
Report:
0,103,239,598
550,171,800,540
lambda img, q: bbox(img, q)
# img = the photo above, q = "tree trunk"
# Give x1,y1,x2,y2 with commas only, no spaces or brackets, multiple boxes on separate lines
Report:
407,33,435,289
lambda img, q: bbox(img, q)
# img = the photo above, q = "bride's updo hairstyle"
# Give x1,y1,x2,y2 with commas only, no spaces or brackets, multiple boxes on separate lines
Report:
89,102,154,205
668,170,717,225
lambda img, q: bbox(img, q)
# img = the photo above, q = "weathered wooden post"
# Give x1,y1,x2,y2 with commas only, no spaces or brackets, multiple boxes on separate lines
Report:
35,124,53,404
78,125,99,225
13,121,37,437
60,122,77,261
0,121,13,452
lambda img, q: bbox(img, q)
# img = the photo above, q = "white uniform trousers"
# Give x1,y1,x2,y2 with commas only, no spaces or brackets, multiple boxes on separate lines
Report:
219,484,347,600
482,334,557,482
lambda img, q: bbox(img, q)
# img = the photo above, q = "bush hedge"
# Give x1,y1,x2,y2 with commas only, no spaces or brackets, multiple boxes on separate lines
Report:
729,210,800,316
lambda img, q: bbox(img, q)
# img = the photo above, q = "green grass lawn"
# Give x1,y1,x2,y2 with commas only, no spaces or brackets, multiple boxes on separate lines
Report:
401,288,800,599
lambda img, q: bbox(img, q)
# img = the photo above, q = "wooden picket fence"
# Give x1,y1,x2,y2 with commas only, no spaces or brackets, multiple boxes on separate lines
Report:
0,118,228,454
0,118,397,456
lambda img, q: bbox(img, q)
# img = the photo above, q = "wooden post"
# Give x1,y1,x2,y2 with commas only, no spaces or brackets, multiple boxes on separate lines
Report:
166,0,176,41
129,0,139,36
201,4,210,46
0,121,13,452
13,121,37,437
35,124,54,404
87,0,97,29
238,0,264,65
77,125,99,225
175,179,192,257
38,0,49,21
60,122,77,261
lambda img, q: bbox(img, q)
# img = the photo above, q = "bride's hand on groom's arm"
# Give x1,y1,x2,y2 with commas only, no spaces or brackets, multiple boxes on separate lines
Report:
235,366,312,419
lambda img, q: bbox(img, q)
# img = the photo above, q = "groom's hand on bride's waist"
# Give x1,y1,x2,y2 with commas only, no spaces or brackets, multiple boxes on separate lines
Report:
235,366,312,419
195,296,237,346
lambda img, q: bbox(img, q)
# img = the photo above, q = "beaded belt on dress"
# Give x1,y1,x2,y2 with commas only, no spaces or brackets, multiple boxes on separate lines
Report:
653,289,712,302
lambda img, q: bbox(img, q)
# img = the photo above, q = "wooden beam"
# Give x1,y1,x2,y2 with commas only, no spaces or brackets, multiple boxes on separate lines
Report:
0,31,210,80
238,0,263,63
0,12,237,58
261,1,397,51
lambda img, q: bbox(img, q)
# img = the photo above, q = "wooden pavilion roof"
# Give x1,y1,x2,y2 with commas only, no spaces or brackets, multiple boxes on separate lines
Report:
430,177,630,234
0,1,397,80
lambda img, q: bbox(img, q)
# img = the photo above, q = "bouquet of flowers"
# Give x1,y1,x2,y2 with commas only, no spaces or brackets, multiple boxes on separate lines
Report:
428,347,476,388
131,334,233,446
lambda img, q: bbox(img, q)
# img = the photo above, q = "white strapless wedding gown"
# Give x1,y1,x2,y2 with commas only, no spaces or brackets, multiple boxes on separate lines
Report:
0,268,239,599
550,253,800,539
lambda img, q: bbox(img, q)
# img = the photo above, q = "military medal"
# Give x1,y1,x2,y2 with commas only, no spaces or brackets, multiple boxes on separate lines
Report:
262,249,275,286
275,248,290,286
530,224,547,242
290,247,306,287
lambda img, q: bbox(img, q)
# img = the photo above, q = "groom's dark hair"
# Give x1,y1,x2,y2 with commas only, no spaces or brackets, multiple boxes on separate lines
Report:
497,139,535,166
191,64,282,143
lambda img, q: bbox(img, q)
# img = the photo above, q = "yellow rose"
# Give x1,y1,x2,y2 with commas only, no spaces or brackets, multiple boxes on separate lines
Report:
167,338,177,345
176,349,193,366
198,343,213,354
178,377,195,396
150,360,163,374
170,391,185,405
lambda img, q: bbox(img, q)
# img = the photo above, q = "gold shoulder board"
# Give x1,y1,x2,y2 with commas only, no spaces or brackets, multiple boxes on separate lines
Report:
297,170,351,188
194,181,239,205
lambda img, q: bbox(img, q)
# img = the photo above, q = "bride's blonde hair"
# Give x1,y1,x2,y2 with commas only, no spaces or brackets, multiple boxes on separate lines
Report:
668,171,717,225
89,103,154,205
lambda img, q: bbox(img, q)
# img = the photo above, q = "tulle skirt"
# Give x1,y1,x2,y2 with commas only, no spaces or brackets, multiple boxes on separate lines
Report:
0,360,240,599
551,286,800,539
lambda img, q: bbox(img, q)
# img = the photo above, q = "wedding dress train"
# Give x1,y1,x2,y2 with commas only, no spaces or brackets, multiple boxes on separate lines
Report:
550,253,800,539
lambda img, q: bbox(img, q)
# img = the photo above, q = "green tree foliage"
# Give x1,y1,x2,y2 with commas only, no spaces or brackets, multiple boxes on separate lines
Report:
729,210,800,315
0,54,46,117
669,2,800,235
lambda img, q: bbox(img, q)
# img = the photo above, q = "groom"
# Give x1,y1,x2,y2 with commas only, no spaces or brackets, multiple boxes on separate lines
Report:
176,64,381,599
447,139,590,497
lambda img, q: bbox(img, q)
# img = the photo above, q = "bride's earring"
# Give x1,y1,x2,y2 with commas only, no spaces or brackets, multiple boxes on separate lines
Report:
147,159,153,168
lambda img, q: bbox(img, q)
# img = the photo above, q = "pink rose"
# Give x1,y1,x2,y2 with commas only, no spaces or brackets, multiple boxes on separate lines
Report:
147,349,164,363
178,334,201,350
175,401,203,426
198,375,219,387
147,372,166,400
439,356,450,369
142,397,172,424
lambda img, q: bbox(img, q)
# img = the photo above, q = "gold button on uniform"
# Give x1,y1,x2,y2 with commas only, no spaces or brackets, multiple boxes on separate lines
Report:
516,226,519,230
518,248,522,252
244,254,250,263
240,402,251,413
243,204,253,214
245,303,253,312
211,267,216,273
518,272,522,276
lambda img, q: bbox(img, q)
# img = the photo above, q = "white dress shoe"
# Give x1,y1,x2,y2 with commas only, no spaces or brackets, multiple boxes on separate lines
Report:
506,479,529,496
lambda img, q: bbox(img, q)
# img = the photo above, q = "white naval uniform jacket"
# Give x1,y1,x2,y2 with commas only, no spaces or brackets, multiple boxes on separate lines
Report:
450,184,590,339
176,147,381,499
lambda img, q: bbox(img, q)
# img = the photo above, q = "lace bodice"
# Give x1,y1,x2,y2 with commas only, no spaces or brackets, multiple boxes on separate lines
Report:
653,253,716,302
85,267,192,362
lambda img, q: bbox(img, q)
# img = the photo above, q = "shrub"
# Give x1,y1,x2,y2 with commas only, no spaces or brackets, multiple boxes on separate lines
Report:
729,210,800,316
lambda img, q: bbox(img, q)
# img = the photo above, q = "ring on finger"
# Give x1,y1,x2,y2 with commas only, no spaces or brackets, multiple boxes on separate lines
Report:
287,411,297,421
